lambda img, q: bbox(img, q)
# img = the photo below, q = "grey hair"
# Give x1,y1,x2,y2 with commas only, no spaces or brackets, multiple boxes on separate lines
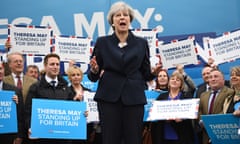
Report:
107,1,134,26
7,52,24,63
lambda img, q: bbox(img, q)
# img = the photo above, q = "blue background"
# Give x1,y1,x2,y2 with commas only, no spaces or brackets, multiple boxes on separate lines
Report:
1,0,240,40
1,0,240,86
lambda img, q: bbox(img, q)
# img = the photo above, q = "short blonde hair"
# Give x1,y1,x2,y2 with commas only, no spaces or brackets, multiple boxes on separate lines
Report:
107,1,134,25
67,66,83,81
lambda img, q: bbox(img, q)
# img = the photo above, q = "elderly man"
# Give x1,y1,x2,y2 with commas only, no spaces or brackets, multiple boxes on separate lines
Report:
3,52,37,104
0,61,24,144
198,69,234,144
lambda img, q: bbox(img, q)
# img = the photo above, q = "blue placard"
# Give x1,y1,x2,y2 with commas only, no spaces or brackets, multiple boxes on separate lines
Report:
81,74,98,92
31,98,87,139
234,102,240,111
0,44,6,53
0,90,17,134
201,114,240,144
143,90,165,121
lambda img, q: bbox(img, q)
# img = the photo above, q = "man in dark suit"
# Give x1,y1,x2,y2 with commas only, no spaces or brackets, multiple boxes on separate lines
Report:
194,65,213,144
0,61,25,144
196,65,213,98
198,69,234,144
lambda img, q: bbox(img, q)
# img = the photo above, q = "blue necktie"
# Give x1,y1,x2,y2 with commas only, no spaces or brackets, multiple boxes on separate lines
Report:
51,80,56,87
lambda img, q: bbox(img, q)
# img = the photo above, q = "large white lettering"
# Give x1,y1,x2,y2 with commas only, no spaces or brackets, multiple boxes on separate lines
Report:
0,8,158,41
74,12,105,37
12,17,32,25
40,16,61,35
134,8,155,28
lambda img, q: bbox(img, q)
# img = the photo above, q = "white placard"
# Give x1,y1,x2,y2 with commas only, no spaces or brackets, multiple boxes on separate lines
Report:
9,25,52,55
207,30,240,64
147,98,199,121
54,36,92,63
83,91,99,123
158,38,198,69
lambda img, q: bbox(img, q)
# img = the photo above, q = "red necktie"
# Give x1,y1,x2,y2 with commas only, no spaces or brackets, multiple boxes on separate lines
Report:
16,75,22,89
208,91,217,114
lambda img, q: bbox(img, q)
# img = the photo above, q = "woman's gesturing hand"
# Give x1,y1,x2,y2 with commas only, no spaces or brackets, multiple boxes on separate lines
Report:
90,56,99,74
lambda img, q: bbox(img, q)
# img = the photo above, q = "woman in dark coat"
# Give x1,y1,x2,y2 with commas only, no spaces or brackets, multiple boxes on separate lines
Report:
87,2,161,144
151,72,194,144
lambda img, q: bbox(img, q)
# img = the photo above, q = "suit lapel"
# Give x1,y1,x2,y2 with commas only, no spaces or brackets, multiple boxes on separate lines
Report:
4,75,15,86
213,88,226,112
22,75,26,91
202,91,211,114
212,87,227,113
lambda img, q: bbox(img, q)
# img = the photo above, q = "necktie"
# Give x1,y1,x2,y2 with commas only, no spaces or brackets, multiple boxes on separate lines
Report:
209,91,217,114
16,75,22,89
207,86,211,91
51,80,56,87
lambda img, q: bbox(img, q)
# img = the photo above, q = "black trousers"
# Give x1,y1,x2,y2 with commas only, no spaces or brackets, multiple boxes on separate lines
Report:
0,134,15,144
97,100,144,144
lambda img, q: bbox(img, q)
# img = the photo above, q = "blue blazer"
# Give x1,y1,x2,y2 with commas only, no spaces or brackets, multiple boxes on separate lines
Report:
88,31,155,105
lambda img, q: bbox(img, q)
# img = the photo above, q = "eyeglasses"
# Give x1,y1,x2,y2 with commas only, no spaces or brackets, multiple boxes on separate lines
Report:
12,60,23,64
